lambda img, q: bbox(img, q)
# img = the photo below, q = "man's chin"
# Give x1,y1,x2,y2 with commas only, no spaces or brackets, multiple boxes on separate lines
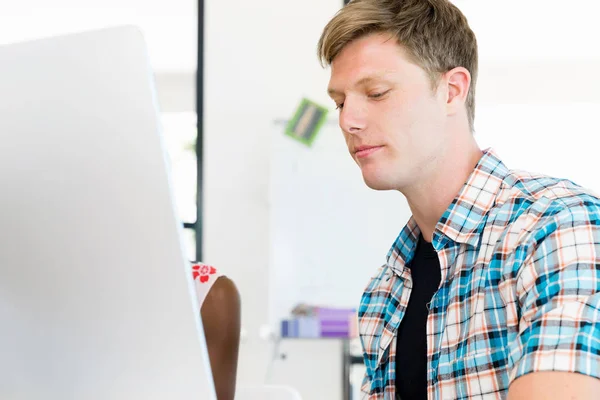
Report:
362,174,396,191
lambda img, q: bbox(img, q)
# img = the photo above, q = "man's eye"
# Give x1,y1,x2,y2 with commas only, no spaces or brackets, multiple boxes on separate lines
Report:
369,90,388,99
335,103,344,110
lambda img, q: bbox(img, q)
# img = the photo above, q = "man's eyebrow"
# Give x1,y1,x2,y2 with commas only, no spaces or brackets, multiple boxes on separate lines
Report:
328,75,392,96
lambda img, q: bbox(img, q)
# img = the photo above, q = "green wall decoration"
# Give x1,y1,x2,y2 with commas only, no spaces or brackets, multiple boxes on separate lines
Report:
284,98,329,147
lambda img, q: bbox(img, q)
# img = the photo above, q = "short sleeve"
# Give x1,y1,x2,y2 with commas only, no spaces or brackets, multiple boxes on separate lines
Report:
510,208,600,383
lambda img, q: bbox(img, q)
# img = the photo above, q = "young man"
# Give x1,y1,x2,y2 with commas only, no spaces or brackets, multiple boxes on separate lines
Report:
318,1,600,399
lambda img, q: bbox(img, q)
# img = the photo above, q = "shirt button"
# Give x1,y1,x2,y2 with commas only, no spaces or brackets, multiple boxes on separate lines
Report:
392,315,400,324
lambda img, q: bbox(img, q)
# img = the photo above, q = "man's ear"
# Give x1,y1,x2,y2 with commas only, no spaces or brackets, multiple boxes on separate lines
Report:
443,67,471,116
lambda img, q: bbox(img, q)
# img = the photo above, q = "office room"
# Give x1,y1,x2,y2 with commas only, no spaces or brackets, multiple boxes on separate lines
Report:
1,0,600,399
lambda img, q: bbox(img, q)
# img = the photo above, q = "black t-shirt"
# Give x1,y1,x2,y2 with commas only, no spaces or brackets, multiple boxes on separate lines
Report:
395,234,441,400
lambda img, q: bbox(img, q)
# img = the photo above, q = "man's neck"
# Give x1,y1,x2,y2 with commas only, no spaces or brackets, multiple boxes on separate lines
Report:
403,139,483,242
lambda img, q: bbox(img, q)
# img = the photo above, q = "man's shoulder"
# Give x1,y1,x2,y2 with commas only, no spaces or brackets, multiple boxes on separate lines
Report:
504,168,600,208
497,169,600,229
489,169,600,260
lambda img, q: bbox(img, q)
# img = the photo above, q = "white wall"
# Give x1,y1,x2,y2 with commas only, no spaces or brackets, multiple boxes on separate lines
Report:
0,0,198,114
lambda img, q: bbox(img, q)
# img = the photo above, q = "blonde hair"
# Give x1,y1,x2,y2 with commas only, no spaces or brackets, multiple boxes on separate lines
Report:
318,0,478,131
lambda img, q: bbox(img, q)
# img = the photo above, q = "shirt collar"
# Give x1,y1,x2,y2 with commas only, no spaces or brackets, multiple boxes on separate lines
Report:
434,148,509,248
387,148,509,272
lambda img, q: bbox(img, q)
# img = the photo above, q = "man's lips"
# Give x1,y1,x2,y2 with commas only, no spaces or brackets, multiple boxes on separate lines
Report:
354,145,384,159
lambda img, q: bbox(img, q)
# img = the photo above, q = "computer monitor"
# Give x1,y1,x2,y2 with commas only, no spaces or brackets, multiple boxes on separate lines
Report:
0,26,216,400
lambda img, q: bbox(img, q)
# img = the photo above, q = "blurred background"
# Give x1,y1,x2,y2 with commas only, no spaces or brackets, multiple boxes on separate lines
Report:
2,0,600,398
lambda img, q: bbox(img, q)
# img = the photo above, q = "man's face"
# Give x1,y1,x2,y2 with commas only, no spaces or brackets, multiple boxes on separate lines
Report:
328,33,449,191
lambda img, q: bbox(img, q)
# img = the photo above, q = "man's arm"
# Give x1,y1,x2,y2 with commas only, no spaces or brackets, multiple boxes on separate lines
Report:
509,371,600,400
200,276,241,400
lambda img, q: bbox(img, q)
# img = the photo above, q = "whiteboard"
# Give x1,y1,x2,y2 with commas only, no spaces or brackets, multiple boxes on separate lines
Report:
268,120,410,324
268,103,600,326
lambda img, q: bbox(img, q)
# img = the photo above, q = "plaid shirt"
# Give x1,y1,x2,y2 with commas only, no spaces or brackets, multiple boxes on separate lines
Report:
359,149,600,399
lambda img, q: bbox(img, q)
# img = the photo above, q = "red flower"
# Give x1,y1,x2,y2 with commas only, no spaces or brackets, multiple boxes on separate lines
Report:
192,263,217,283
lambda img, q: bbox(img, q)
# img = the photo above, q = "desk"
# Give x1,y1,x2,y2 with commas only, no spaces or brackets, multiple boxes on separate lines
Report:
270,338,364,400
